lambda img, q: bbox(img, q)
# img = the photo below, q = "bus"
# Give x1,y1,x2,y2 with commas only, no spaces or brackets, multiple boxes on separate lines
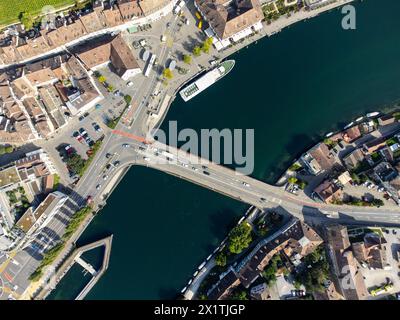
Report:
144,54,157,77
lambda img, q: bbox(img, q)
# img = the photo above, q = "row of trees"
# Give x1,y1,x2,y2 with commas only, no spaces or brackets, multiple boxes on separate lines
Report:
192,37,214,57
215,222,253,267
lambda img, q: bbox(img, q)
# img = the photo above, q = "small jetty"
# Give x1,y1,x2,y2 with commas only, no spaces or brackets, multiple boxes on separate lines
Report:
37,235,113,300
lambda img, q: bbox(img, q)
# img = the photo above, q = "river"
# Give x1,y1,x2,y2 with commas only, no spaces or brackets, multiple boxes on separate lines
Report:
51,0,400,299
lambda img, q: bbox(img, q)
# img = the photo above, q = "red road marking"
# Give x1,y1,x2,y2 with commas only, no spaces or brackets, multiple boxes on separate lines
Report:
112,130,151,144
3,272,13,282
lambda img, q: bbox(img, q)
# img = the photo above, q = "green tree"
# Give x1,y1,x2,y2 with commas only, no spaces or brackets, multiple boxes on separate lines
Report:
183,54,192,64
262,254,281,285
228,222,252,254
288,176,298,184
124,95,132,105
19,12,34,31
230,290,248,300
215,251,227,267
201,37,213,54
163,68,173,80
192,46,201,56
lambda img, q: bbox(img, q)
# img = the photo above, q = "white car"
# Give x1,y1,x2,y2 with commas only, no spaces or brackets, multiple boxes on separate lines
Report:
122,143,130,148
127,81,133,87
144,157,150,161
96,184,101,190
103,175,108,180
242,182,250,187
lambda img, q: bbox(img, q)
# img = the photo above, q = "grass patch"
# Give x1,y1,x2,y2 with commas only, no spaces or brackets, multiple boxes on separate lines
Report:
0,0,75,28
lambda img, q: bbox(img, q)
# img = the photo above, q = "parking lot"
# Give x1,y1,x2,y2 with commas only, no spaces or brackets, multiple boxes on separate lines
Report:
351,227,400,299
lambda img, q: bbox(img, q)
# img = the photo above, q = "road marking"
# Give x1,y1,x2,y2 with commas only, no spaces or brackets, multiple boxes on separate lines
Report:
3,272,13,282
111,130,149,144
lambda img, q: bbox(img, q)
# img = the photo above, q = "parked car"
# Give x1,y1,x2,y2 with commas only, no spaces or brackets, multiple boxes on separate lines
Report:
92,122,102,132
126,81,133,87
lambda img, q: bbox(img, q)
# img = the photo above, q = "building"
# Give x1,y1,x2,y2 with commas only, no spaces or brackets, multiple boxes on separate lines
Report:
337,171,352,186
76,35,141,80
235,218,323,288
326,225,369,300
342,148,365,169
15,191,68,237
194,0,264,51
378,114,396,127
118,0,143,20
250,282,271,300
109,35,141,80
363,137,387,154
342,125,362,143
0,148,58,230
305,0,337,10
300,142,338,175
206,267,241,300
0,0,175,66
206,218,323,299
313,180,343,204
352,233,388,270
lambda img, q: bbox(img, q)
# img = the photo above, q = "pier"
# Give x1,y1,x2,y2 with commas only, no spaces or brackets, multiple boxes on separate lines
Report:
36,235,113,300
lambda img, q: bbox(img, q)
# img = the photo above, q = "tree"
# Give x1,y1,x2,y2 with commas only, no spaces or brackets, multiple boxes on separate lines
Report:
183,54,192,64
163,68,173,80
288,176,298,184
294,247,330,293
215,251,227,267
19,12,34,31
66,154,85,176
230,290,248,300
124,95,132,105
228,222,252,254
201,37,213,54
192,46,201,57
262,254,281,285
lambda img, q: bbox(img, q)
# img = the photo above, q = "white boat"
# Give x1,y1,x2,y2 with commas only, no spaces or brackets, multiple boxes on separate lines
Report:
198,261,206,270
367,112,380,118
179,60,235,102
180,286,187,293
356,116,363,122
193,271,199,277
325,132,333,138
344,122,354,129
206,254,212,261
187,279,193,285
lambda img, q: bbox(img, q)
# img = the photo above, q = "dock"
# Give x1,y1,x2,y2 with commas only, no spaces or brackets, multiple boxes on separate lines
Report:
36,235,113,300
